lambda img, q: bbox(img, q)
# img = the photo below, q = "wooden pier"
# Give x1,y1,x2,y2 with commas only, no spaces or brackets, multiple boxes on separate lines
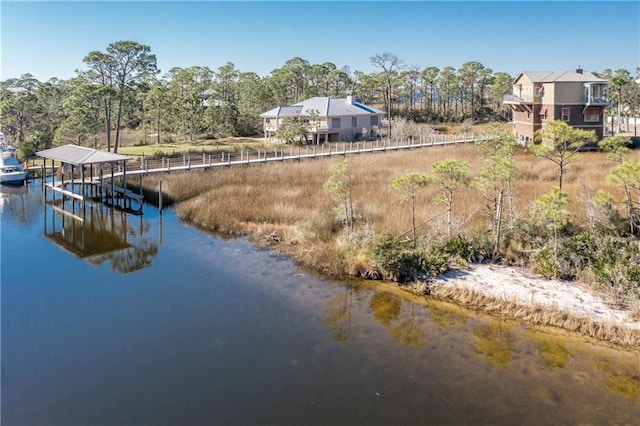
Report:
108,133,488,179
33,135,487,214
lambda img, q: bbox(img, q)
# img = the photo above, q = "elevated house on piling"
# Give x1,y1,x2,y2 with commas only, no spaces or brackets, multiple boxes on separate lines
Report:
260,96,385,143
503,67,609,143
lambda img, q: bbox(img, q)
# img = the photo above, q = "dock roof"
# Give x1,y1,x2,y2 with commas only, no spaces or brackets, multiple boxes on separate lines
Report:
37,144,132,166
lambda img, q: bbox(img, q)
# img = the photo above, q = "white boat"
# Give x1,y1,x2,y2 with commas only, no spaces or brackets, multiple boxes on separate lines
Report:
0,132,27,186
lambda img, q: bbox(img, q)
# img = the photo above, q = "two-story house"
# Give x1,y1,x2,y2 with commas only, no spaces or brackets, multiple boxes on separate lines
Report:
504,68,608,143
260,96,384,143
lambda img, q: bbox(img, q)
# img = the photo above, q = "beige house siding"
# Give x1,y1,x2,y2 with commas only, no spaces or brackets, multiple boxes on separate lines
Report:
542,83,555,102
506,70,607,142
553,82,585,104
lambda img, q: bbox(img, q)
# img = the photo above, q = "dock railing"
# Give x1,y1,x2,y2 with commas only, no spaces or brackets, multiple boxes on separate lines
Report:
107,133,487,179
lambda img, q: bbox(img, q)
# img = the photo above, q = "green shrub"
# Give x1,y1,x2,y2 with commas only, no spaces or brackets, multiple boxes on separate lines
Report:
534,248,561,279
588,237,640,306
416,247,449,276
556,232,598,280
369,233,420,282
438,233,491,265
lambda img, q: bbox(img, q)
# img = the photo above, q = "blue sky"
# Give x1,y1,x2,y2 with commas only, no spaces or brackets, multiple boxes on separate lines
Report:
1,1,638,81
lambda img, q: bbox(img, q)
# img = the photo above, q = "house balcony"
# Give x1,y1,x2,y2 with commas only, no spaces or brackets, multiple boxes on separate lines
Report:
503,94,533,104
584,95,609,105
307,125,330,133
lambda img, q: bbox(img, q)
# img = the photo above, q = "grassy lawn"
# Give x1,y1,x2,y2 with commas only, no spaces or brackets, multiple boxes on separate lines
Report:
118,137,278,157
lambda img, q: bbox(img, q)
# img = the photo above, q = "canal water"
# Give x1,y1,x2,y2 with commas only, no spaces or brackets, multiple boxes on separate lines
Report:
1,182,639,425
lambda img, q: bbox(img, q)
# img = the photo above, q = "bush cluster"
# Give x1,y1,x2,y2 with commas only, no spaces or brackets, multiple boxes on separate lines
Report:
369,233,490,283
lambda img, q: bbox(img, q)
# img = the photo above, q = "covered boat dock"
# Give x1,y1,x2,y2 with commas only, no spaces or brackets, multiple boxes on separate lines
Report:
37,144,143,214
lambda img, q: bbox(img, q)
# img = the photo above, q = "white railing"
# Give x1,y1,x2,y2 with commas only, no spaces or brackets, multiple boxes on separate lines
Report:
584,95,609,105
503,94,533,103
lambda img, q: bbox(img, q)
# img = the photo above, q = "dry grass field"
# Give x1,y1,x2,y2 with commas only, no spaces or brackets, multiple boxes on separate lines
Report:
140,141,640,276
137,139,640,346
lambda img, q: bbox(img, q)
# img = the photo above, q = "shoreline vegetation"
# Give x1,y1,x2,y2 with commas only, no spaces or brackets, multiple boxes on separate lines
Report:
138,129,640,349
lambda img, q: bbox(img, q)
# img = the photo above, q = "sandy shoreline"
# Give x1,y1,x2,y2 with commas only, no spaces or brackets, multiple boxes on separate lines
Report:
428,264,640,331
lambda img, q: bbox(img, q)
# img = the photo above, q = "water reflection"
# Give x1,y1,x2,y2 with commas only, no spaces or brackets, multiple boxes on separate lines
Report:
0,183,40,225
324,286,354,343
369,291,401,326
595,355,640,401
43,196,161,273
473,322,515,368
428,304,468,328
368,290,426,346
3,182,640,424
529,332,572,369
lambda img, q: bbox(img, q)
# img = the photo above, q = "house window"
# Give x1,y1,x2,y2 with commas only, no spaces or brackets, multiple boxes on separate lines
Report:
331,118,341,128
584,107,599,122
561,107,571,122
370,116,379,126
539,107,548,121
266,118,271,124
352,117,357,127
527,112,531,120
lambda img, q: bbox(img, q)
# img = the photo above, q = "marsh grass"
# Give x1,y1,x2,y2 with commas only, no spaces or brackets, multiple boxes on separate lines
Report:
138,142,640,346
140,143,637,277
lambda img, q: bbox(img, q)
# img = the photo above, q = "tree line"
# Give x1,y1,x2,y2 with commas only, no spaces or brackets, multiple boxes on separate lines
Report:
1,40,639,156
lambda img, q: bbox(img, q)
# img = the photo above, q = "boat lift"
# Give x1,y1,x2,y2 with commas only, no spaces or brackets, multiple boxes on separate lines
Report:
36,144,144,215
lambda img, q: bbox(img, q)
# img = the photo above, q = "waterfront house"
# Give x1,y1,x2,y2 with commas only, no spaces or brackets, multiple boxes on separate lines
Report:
260,96,384,143
503,67,608,143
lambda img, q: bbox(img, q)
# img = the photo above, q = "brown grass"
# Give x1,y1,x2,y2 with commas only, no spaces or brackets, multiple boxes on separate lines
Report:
138,141,640,346
143,142,639,240
428,285,640,349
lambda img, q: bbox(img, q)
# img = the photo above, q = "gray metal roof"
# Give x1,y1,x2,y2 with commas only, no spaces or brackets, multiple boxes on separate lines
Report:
517,70,607,83
37,144,132,165
260,97,383,118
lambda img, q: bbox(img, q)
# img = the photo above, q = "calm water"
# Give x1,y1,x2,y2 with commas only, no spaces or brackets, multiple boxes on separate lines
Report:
1,182,639,425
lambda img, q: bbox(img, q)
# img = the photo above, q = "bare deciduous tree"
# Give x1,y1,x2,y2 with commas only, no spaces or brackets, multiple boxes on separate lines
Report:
370,52,404,139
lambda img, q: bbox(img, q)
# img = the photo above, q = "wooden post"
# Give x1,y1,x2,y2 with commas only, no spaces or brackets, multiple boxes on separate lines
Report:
111,164,115,207
123,160,128,209
99,169,104,202
61,162,65,203
159,179,163,212
81,164,85,201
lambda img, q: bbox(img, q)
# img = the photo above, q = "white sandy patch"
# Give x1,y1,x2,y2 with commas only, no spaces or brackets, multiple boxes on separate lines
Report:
432,264,640,330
